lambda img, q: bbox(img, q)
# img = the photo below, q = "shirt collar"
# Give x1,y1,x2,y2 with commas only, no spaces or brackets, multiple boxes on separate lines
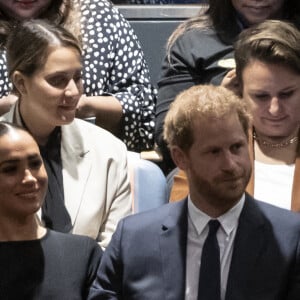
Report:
188,194,245,237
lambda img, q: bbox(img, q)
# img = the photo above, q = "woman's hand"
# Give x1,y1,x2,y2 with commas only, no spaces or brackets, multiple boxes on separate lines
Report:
0,94,18,116
221,69,240,95
76,94,123,135
76,95,96,119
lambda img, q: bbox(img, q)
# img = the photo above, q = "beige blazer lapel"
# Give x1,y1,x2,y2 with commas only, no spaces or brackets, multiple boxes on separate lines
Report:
61,122,92,225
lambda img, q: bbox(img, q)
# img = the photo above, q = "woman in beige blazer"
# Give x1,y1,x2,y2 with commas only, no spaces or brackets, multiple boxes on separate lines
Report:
0,19,131,249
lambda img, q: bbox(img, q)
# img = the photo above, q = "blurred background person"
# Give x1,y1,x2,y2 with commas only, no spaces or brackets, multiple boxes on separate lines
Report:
156,0,300,174
0,19,131,249
0,121,102,299
0,0,156,152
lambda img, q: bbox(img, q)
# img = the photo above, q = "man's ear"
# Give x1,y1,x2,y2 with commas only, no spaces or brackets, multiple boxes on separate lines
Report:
12,71,27,95
170,146,189,171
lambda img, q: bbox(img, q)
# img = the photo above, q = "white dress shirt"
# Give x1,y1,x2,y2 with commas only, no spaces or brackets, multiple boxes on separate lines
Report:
185,194,245,300
254,160,294,210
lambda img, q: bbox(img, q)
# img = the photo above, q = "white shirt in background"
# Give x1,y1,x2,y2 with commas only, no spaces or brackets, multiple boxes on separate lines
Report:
254,160,294,210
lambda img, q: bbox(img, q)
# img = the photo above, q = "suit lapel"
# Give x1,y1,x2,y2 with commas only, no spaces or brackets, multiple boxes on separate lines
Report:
61,122,92,224
159,200,188,300
225,195,266,299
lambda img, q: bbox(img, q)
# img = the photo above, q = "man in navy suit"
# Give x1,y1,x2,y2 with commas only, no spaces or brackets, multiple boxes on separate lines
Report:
88,85,300,300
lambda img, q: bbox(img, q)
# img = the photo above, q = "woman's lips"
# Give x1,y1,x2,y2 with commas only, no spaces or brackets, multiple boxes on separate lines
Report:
16,190,39,199
16,1,36,3
15,1,36,8
265,116,287,123
246,5,270,14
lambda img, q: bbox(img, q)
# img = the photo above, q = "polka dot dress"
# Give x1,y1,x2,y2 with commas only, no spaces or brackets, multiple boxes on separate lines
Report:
0,0,156,152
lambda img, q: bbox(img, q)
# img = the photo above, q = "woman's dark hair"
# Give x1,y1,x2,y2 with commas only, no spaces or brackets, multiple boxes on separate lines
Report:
167,0,300,57
6,19,81,79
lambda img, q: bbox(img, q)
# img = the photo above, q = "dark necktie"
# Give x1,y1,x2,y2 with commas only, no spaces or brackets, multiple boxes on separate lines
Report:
198,219,221,300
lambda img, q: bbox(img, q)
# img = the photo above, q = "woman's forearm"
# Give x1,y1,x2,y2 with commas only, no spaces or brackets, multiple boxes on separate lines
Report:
76,95,123,135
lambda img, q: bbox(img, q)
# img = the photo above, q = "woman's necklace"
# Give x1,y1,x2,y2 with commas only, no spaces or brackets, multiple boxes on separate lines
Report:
253,131,298,149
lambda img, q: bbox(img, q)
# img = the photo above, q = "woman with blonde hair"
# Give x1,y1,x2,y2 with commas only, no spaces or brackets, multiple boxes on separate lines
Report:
0,19,131,248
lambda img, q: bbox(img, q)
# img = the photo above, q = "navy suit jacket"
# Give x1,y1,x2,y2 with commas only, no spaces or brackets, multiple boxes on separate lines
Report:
88,194,300,299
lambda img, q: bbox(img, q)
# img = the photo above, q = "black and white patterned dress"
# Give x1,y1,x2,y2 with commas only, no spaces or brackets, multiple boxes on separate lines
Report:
0,0,156,151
